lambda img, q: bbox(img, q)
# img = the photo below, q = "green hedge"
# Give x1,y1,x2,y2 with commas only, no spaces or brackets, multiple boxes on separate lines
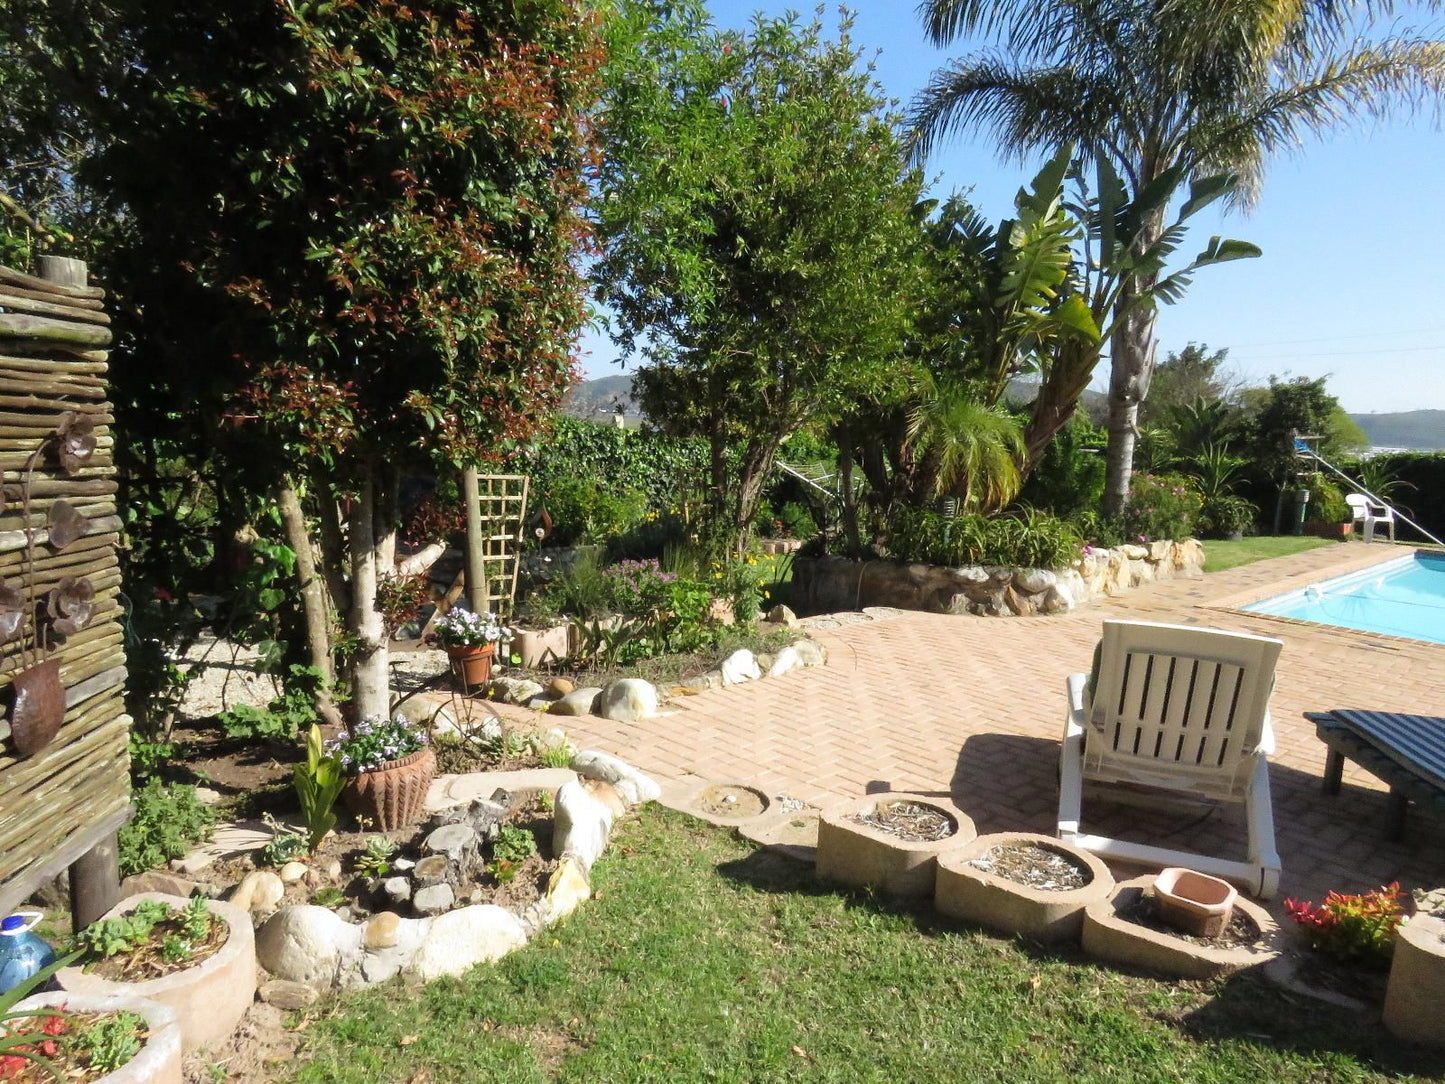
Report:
1340,452,1445,541
887,508,1083,569
512,416,709,510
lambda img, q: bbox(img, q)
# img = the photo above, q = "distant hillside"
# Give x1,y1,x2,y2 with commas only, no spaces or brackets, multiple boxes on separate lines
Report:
1349,410,1445,451
562,373,640,420
1005,378,1110,423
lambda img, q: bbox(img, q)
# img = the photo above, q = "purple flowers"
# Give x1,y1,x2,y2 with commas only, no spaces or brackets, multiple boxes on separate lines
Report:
327,713,427,776
603,558,676,614
435,607,510,647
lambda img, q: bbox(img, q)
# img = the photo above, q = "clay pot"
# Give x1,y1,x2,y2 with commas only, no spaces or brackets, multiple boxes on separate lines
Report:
342,747,436,831
445,643,495,690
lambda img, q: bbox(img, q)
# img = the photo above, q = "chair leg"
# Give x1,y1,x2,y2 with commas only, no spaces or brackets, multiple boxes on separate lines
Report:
1246,758,1282,899
1058,715,1086,841
1322,749,1344,795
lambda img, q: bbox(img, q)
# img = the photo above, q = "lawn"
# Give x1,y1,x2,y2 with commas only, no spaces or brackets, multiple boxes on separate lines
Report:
1203,535,1335,574
283,810,1439,1084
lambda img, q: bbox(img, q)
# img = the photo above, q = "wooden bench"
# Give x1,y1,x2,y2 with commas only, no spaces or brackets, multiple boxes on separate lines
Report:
1307,709,1445,840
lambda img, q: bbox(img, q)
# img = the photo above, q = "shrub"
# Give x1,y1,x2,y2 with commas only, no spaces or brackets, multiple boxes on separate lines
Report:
777,501,819,540
537,550,614,621
1015,418,1105,518
1119,472,1201,543
1198,495,1258,539
118,779,217,877
216,664,323,743
601,558,677,614
1284,883,1406,969
887,508,1082,569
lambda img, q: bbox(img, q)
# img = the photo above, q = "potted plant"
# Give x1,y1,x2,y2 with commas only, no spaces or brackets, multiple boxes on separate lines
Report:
331,713,436,831
434,608,509,689
6,985,183,1084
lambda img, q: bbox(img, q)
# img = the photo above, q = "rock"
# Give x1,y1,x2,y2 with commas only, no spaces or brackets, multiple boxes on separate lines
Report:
553,779,615,874
1120,543,1149,560
383,877,412,904
392,857,415,873
1014,568,1056,594
279,862,308,885
1148,539,1173,563
334,907,353,923
413,883,456,916
411,855,451,887
598,678,658,723
1040,582,1075,614
406,906,528,981
533,727,572,755
792,640,827,668
950,565,990,583
680,671,723,694
547,677,575,696
489,676,546,705
257,979,319,1011
423,823,477,861
540,857,591,925
193,786,224,806
229,871,286,915
570,749,662,807
549,687,603,716
585,781,628,819
765,604,799,627
719,649,761,686
255,905,362,986
755,653,773,672
1004,585,1036,616
767,646,802,678
322,858,342,881
363,912,401,949
120,870,204,900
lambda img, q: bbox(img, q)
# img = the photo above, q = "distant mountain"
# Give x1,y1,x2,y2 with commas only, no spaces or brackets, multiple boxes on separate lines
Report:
1349,410,1445,451
1005,378,1110,423
562,373,640,421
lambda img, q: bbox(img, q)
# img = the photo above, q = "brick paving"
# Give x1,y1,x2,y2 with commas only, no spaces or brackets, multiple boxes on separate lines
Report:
528,542,1445,904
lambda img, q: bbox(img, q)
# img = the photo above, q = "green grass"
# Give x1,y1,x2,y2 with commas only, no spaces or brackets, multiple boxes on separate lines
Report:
1203,535,1335,574
283,811,1441,1084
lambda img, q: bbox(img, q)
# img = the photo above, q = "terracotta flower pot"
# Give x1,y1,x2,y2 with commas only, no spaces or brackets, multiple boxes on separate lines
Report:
445,642,495,689
342,746,436,831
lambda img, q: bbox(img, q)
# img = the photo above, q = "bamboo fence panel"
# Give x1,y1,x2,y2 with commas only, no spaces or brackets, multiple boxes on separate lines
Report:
0,260,129,915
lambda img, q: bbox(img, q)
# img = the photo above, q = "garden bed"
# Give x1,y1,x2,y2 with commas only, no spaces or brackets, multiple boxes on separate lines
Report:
9,993,182,1084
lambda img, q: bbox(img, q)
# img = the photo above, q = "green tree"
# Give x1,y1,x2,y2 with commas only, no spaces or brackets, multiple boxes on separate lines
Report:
1140,343,1233,424
910,0,1445,516
594,2,923,552
1244,375,1368,529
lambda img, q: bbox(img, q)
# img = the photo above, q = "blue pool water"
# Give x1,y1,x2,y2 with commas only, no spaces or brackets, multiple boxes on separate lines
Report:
1245,553,1445,644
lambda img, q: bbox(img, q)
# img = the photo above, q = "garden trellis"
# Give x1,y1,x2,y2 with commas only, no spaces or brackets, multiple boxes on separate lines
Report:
0,256,127,926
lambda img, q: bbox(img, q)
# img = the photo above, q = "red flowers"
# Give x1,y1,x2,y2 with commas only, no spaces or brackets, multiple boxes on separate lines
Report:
0,1014,70,1078
1284,882,1406,968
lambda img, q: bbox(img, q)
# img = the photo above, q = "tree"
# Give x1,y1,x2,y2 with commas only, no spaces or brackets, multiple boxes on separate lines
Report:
910,0,1445,516
594,2,923,552
1140,343,1232,424
19,0,604,720
1244,375,1368,528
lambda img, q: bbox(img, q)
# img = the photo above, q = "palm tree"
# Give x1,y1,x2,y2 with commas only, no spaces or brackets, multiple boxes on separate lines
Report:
905,378,1026,511
910,0,1445,516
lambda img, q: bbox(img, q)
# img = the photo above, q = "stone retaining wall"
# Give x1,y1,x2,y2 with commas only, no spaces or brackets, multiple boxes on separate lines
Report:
792,540,1204,618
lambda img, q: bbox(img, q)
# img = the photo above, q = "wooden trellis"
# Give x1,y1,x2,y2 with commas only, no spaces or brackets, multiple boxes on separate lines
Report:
472,473,528,619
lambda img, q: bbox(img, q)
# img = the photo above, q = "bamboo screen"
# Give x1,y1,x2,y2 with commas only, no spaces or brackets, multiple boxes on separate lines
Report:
0,258,129,916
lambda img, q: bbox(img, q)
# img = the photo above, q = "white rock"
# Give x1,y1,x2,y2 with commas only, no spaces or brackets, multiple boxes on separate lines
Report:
229,870,285,915
539,857,591,926
570,749,661,807
1014,568,1057,594
279,861,309,885
255,905,363,986
193,786,224,806
423,823,477,860
413,883,456,915
766,646,802,678
392,857,415,873
552,779,615,874
1040,582,1075,614
792,640,827,668
950,565,990,583
489,676,546,705
1120,543,1149,560
598,678,658,723
765,604,799,627
405,906,528,981
719,649,761,686
382,877,411,904
549,687,602,717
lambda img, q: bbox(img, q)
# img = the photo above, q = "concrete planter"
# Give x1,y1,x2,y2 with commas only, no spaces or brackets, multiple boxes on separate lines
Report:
668,782,773,828
816,793,975,899
58,893,256,1053
1082,876,1280,980
14,992,182,1084
508,623,573,668
934,832,1113,943
1384,913,1445,1045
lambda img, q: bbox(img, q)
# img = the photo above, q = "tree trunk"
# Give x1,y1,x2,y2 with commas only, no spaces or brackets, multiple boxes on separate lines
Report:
1021,340,1098,477
313,475,350,616
731,440,780,556
277,475,343,728
346,464,390,723
837,443,860,555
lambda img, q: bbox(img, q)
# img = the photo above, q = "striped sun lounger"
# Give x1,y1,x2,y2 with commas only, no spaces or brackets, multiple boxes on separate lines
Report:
1306,709,1445,840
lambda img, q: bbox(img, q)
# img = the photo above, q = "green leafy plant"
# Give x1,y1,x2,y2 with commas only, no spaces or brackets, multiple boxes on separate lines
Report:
1198,495,1258,539
126,733,176,780
0,948,83,1080
72,1011,145,1074
117,779,217,877
1284,883,1406,969
1120,472,1202,543
180,896,212,941
159,934,193,964
76,900,173,961
311,886,346,908
260,813,308,867
538,744,573,770
493,824,539,865
355,835,396,879
327,714,427,776
887,508,1083,569
294,724,347,851
216,664,324,743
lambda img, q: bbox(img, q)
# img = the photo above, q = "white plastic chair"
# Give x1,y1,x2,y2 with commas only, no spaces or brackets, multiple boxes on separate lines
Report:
1058,620,1285,898
1345,493,1396,543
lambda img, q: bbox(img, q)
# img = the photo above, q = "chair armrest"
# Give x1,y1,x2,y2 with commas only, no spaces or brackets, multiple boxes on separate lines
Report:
1251,713,1276,757
1066,673,1088,731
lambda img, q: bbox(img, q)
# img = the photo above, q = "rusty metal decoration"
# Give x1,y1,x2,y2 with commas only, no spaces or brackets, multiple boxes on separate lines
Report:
9,656,64,756
54,412,97,474
45,576,94,637
47,500,86,551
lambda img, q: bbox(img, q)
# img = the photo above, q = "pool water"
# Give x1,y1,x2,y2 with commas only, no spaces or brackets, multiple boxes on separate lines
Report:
1245,553,1445,644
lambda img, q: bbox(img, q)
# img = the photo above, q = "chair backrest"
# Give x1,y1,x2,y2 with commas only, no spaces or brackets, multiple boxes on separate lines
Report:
1086,620,1283,791
1345,493,1369,519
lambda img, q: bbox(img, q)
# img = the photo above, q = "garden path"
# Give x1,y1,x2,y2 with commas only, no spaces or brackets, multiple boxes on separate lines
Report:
521,542,1445,905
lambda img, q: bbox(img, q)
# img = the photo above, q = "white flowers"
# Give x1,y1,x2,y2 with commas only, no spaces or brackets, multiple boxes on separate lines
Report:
435,607,511,647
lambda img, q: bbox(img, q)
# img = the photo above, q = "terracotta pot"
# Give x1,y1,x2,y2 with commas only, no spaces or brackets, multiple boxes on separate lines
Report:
445,642,495,689
342,746,436,831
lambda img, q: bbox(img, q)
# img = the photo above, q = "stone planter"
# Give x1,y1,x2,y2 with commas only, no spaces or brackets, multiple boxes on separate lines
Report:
506,623,572,668
673,782,772,828
1081,876,1280,980
57,893,255,1054
342,747,437,831
14,991,183,1084
934,832,1113,943
1384,913,1445,1045
815,793,975,899
445,643,495,688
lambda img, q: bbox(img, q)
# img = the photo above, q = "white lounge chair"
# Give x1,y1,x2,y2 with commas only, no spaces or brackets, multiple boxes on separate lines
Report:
1345,493,1396,543
1058,620,1284,898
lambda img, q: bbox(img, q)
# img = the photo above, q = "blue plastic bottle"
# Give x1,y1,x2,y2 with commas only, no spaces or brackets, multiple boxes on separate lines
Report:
0,912,58,997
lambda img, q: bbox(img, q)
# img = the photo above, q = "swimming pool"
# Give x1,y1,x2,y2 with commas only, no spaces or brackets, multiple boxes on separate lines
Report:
1244,552,1445,644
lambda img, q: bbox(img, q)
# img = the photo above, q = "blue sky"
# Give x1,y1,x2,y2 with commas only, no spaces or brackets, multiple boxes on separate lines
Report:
577,2,1445,415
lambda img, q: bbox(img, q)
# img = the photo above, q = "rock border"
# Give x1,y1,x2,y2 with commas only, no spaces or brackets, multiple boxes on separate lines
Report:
14,991,183,1084
57,893,255,1054
1384,912,1445,1045
815,792,976,899
1081,875,1280,980
934,831,1114,943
